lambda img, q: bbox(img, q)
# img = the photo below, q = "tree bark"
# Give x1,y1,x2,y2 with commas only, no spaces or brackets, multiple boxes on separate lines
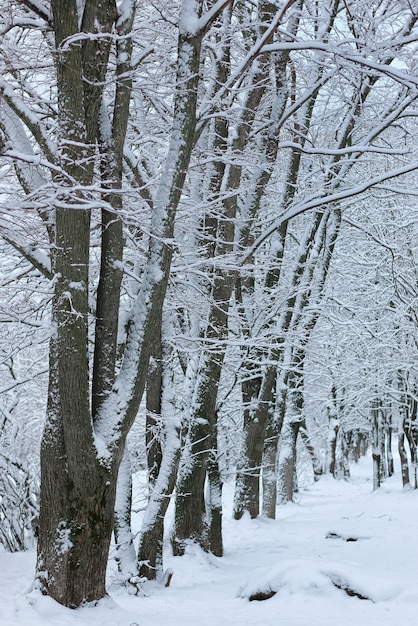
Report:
138,430,180,579
372,399,382,491
172,1,271,551
114,449,136,580
234,367,276,519
398,432,410,488
276,379,303,505
207,445,223,557
137,330,181,580
36,0,206,606
262,431,279,518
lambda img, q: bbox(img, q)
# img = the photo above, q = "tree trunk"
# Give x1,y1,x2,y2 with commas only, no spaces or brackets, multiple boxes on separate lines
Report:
404,425,418,489
37,465,116,607
372,400,381,491
262,432,278,519
300,421,323,481
277,417,301,505
137,434,180,579
171,415,210,555
36,0,206,606
138,335,181,579
114,449,136,581
386,412,394,477
326,388,340,477
398,432,410,488
207,446,223,557
37,353,117,605
234,367,276,519
137,326,164,580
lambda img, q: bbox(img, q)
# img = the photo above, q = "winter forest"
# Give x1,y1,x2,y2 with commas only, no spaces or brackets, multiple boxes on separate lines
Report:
0,0,417,621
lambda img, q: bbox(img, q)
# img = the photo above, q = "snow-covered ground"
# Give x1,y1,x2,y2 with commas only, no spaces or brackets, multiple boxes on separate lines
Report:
2,456,418,626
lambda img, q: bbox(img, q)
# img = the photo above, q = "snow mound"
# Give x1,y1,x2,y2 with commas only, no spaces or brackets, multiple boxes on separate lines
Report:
238,559,405,603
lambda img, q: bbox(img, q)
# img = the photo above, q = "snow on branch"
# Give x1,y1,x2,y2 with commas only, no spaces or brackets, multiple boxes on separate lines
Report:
18,0,51,23
241,160,418,265
182,0,233,37
197,1,300,129
277,142,411,157
0,235,52,279
0,78,56,162
262,41,418,90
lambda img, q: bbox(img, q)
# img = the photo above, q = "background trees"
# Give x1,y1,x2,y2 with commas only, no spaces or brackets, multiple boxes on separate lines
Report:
0,0,417,609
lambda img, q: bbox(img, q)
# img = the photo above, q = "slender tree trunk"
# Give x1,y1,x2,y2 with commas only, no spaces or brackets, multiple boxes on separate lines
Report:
404,425,417,489
386,412,394,477
262,432,279,518
234,367,276,519
173,0,272,548
207,444,223,557
114,449,136,580
261,391,287,518
138,331,181,580
276,417,301,505
300,421,323,480
398,432,410,488
137,431,180,580
171,417,210,555
372,399,382,491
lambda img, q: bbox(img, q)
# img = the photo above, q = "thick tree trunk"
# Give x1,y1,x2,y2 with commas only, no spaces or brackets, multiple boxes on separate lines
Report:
37,374,117,606
36,0,123,606
37,467,116,607
35,0,206,607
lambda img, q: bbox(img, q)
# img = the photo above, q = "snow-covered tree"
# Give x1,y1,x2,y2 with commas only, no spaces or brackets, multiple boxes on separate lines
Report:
0,0,234,607
1,0,417,607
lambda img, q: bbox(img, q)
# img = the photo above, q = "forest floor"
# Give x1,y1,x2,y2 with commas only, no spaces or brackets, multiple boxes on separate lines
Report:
2,455,418,626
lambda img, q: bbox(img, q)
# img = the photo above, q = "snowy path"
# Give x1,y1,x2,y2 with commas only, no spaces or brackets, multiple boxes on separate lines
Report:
2,458,418,626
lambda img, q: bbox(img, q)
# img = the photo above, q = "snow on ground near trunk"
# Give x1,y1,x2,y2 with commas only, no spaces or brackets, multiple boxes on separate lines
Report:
2,456,418,626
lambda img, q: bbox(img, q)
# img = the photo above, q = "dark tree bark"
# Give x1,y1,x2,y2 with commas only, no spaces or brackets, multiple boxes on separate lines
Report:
172,0,273,551
207,443,223,557
234,367,276,519
35,0,209,606
398,432,410,488
137,329,181,580
372,398,382,491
